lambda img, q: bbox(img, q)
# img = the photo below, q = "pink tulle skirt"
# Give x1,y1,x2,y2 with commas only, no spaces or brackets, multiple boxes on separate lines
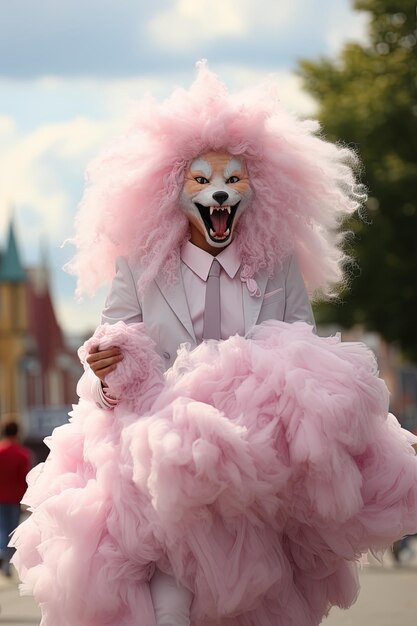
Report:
11,321,417,626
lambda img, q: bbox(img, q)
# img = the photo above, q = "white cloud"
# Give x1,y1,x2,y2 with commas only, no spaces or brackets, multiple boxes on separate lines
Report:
27,118,106,159
0,116,110,244
35,75,171,117
325,4,370,55
148,0,308,52
0,114,16,135
149,0,248,49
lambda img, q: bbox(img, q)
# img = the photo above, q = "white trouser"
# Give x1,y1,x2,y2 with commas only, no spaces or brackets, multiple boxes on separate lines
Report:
150,568,194,626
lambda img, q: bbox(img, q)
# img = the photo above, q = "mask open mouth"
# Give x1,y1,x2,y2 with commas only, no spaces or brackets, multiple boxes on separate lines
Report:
195,202,239,242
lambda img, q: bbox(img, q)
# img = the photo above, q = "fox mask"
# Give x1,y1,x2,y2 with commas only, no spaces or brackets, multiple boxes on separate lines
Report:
180,150,252,248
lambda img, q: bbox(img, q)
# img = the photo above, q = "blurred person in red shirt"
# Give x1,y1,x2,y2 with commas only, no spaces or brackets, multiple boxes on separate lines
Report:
0,419,30,577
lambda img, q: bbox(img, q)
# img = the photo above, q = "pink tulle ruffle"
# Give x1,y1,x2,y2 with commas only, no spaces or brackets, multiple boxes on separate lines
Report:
11,321,417,626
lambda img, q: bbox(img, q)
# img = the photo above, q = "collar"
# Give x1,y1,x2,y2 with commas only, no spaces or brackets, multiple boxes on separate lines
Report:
181,239,241,281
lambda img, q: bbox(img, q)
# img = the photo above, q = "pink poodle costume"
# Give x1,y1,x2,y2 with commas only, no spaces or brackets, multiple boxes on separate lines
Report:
11,63,417,626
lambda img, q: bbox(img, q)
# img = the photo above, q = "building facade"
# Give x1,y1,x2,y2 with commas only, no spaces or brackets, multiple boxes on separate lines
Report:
0,221,82,460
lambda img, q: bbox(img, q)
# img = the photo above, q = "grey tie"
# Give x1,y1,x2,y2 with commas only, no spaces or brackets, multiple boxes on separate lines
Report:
203,259,221,340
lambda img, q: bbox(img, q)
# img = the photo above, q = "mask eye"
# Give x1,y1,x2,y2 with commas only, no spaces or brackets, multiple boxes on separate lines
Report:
226,175,240,184
194,176,209,184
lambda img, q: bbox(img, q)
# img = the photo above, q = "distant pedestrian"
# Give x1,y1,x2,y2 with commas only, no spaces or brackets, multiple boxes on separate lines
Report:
0,418,30,577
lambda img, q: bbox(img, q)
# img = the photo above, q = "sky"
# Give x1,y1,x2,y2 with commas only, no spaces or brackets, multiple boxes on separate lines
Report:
0,0,370,337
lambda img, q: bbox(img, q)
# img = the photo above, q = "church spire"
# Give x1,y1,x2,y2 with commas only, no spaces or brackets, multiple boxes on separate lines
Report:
0,218,26,282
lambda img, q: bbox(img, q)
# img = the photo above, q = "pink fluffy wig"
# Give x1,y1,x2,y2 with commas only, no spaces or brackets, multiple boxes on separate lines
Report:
67,61,366,299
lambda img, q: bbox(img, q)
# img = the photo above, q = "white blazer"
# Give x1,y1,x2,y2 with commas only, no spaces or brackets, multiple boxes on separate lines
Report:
101,254,315,370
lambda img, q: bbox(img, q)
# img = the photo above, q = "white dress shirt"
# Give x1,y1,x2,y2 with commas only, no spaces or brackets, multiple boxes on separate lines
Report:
180,239,244,341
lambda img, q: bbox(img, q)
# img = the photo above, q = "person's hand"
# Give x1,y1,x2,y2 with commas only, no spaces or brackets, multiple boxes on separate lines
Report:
86,345,124,384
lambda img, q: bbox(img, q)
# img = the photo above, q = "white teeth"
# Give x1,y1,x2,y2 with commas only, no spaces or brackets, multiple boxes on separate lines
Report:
209,205,231,214
210,228,216,236
224,228,230,236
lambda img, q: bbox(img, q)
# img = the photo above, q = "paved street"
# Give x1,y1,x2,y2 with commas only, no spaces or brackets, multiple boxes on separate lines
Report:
1,550,416,625
325,564,417,626
0,572,40,625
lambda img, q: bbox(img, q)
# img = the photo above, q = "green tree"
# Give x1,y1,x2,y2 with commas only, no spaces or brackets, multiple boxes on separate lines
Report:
299,0,417,361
